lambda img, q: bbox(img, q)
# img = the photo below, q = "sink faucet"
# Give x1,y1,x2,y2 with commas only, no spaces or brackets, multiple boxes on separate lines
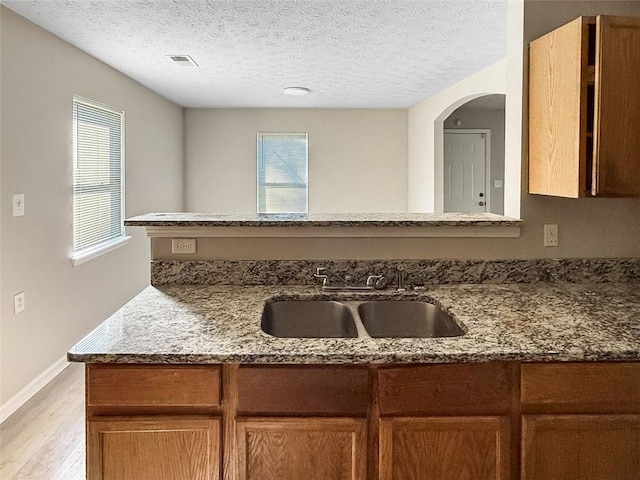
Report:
314,267,387,291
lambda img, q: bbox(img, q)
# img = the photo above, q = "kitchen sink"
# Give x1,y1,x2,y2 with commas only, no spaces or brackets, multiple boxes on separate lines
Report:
261,300,358,338
357,301,464,338
261,299,464,339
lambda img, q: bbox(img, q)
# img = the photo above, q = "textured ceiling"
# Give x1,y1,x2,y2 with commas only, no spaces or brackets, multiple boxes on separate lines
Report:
2,0,507,108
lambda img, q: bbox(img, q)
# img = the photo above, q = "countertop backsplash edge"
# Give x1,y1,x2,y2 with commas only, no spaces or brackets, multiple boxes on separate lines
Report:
150,257,640,286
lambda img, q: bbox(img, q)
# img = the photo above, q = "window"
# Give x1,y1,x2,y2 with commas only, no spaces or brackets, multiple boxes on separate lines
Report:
257,132,308,213
72,96,127,265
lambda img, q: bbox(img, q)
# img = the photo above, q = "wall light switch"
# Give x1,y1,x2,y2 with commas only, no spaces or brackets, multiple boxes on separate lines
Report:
171,238,197,254
14,291,25,314
493,180,503,189
544,224,559,247
12,193,25,216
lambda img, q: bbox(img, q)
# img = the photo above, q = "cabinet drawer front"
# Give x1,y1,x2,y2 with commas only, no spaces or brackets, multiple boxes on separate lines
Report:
87,364,221,410
378,363,514,416
521,363,640,413
237,366,370,415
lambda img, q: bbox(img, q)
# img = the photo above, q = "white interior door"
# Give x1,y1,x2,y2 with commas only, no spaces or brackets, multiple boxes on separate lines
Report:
443,131,488,213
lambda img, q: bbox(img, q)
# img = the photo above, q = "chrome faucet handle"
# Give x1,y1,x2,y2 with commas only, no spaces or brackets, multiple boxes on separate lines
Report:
314,267,328,277
313,267,329,287
365,275,379,286
366,275,388,290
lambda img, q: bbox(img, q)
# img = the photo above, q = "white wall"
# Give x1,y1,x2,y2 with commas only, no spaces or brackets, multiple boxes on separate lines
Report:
185,109,408,213
407,59,507,212
0,7,184,416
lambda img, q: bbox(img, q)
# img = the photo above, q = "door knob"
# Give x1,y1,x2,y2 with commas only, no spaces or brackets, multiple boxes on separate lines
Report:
479,192,485,197
479,201,485,206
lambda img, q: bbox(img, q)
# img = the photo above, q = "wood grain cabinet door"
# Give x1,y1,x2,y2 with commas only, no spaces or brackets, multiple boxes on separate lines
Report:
528,16,589,198
88,417,220,480
236,418,367,480
379,417,510,480
593,16,640,196
522,414,640,480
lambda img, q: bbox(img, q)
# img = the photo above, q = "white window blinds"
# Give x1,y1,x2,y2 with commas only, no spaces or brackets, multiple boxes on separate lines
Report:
257,132,308,213
72,97,125,259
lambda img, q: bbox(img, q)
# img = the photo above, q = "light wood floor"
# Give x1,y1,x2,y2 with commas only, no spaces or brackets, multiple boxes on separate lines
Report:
0,362,85,480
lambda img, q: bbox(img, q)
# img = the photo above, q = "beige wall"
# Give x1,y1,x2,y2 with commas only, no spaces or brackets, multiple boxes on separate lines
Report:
185,108,408,213
444,100,506,215
3,0,640,418
0,7,184,410
514,0,640,256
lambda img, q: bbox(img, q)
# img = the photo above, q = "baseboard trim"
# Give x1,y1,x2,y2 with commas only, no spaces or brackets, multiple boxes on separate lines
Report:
0,355,70,424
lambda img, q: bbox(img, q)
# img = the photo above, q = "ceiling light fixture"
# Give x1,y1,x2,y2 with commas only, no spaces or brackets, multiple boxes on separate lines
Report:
283,87,310,96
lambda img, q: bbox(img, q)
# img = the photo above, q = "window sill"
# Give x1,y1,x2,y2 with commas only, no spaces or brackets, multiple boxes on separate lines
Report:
71,236,132,266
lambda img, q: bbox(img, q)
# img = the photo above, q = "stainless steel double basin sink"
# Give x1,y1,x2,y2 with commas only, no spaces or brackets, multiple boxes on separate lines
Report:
261,299,465,339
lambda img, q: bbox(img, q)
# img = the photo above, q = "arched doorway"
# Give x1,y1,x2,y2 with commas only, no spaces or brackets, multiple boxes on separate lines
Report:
435,94,506,214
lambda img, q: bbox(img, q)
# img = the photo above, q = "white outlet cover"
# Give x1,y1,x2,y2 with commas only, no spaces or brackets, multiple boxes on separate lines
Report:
544,224,559,247
171,238,197,254
12,193,25,216
14,291,25,314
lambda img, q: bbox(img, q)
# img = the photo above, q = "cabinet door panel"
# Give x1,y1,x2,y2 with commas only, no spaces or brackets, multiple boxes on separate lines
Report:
594,16,640,196
88,417,219,480
236,418,366,480
529,16,589,197
522,414,640,480
379,417,510,480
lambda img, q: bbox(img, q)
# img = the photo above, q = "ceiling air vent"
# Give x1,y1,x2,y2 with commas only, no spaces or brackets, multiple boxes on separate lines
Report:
167,55,199,67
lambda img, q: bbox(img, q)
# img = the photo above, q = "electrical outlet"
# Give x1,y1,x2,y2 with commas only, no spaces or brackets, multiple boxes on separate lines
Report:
544,224,559,247
14,291,25,314
12,193,25,216
171,238,197,254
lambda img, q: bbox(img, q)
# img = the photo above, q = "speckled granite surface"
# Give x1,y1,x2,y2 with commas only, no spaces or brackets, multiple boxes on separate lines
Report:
151,258,640,286
68,283,640,364
125,212,522,227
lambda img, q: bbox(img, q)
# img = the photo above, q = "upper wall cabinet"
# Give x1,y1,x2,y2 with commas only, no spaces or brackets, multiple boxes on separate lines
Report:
529,15,640,198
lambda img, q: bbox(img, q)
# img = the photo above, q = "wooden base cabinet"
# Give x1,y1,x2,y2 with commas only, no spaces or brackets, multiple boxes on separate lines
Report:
236,418,367,480
379,417,511,480
521,363,640,480
84,362,640,480
87,417,220,480
522,415,640,480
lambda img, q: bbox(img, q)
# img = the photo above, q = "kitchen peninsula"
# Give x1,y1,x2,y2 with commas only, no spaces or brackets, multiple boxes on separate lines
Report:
68,213,640,480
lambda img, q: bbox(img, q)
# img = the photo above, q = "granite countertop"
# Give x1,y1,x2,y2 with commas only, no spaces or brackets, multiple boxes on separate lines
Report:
124,212,522,228
68,282,640,364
